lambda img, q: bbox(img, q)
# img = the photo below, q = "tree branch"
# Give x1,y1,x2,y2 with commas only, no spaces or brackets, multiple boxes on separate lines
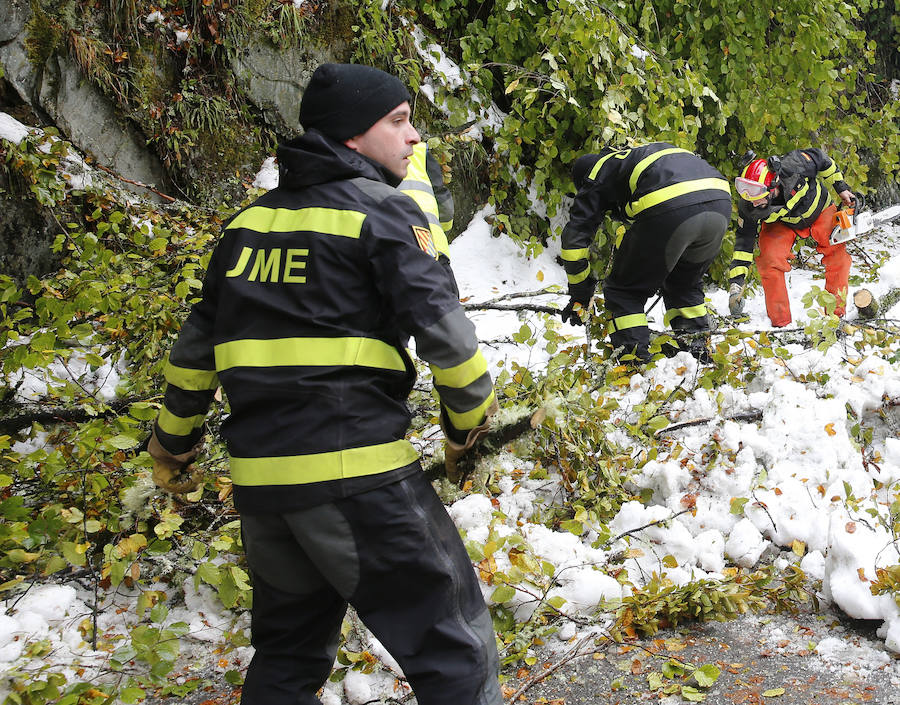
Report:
0,397,142,434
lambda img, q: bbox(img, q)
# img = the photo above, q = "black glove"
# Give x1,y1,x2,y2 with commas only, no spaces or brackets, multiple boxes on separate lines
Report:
560,276,597,326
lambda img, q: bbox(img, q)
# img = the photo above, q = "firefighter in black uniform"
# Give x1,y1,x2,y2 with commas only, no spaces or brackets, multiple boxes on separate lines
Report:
559,143,732,362
147,63,501,705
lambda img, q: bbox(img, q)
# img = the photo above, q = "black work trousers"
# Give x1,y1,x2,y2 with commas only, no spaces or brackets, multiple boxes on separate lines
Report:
604,198,731,351
239,471,501,705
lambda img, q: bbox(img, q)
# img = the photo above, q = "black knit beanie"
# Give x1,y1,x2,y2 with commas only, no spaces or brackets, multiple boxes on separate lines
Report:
299,63,411,141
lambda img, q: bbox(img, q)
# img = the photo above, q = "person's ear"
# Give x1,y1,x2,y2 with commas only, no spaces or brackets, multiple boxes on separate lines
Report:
343,137,360,152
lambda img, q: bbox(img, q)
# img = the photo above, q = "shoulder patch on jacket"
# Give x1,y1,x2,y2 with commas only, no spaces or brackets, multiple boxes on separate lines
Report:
412,225,438,259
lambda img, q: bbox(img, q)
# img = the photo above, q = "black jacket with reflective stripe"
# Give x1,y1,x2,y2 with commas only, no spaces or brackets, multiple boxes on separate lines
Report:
560,142,729,285
729,148,850,286
155,130,494,513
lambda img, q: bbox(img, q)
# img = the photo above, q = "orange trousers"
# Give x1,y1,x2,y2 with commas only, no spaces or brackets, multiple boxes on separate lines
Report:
755,204,851,327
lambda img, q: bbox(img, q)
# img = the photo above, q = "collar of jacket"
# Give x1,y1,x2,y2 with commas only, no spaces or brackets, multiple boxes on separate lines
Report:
276,129,402,189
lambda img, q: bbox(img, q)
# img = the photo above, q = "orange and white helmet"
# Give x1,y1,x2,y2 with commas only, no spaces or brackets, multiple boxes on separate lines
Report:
735,158,775,202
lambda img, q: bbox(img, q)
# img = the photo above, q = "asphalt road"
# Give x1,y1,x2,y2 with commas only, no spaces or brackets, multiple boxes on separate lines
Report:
145,603,900,705
503,605,900,705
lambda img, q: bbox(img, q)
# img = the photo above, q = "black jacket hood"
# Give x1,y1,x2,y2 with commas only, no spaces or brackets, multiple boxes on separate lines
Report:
276,129,402,189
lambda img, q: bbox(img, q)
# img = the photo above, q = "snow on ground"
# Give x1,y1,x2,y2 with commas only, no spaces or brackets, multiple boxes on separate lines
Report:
3,107,900,698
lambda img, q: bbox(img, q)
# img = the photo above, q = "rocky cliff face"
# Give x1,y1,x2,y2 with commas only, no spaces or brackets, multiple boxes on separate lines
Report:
0,1,489,283
0,0,169,198
0,1,352,280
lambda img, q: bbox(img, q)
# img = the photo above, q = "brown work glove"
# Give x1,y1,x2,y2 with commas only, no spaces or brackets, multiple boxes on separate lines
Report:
148,429,204,494
442,399,499,485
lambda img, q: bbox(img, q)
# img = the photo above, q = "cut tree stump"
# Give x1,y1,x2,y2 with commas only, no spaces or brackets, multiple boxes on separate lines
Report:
853,288,879,319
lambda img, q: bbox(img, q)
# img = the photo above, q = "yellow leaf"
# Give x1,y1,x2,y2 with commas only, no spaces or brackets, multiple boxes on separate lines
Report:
505,78,520,94
536,270,544,282
791,540,806,557
824,423,836,436
762,687,785,697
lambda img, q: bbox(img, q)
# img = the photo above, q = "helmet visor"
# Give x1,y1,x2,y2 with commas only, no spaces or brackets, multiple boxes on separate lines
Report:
735,176,770,202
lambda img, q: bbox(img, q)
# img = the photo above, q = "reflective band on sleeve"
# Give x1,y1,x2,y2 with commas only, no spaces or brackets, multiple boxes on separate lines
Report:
763,206,790,224
628,147,692,193
567,265,593,285
226,206,367,239
440,219,453,231
729,265,749,279
626,178,731,218
431,349,488,389
229,439,420,486
443,391,497,431
733,250,754,262
819,162,844,188
664,303,708,326
560,247,590,262
608,312,648,334
214,337,406,372
164,363,219,391
157,406,206,437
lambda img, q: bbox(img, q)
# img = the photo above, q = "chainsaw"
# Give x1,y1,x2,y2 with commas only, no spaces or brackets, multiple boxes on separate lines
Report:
829,195,900,246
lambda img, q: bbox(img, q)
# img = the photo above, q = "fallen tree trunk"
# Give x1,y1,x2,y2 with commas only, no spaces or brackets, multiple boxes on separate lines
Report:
423,409,537,482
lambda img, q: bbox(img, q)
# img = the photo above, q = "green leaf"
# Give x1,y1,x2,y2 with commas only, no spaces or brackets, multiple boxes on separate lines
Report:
682,685,706,702
197,562,221,586
108,434,140,450
120,687,146,704
694,663,721,687
491,585,517,603
730,497,748,515
560,519,583,535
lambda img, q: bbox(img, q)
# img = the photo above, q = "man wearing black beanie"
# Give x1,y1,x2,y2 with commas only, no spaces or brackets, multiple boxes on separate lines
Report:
148,62,501,705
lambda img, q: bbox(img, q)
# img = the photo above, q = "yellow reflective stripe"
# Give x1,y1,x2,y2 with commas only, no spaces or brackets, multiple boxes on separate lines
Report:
568,265,592,285
779,182,822,224
664,304,707,326
819,163,844,188
400,186,441,220
444,391,496,431
214,337,406,372
608,312,648,334
229,439,419,486
628,147,691,193
784,182,809,209
626,178,731,218
733,250,754,262
226,206,366,239
729,265,749,279
165,363,219,391
587,150,624,180
432,350,488,389
561,247,590,262
763,206,790,224
440,218,453,231
157,407,205,437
